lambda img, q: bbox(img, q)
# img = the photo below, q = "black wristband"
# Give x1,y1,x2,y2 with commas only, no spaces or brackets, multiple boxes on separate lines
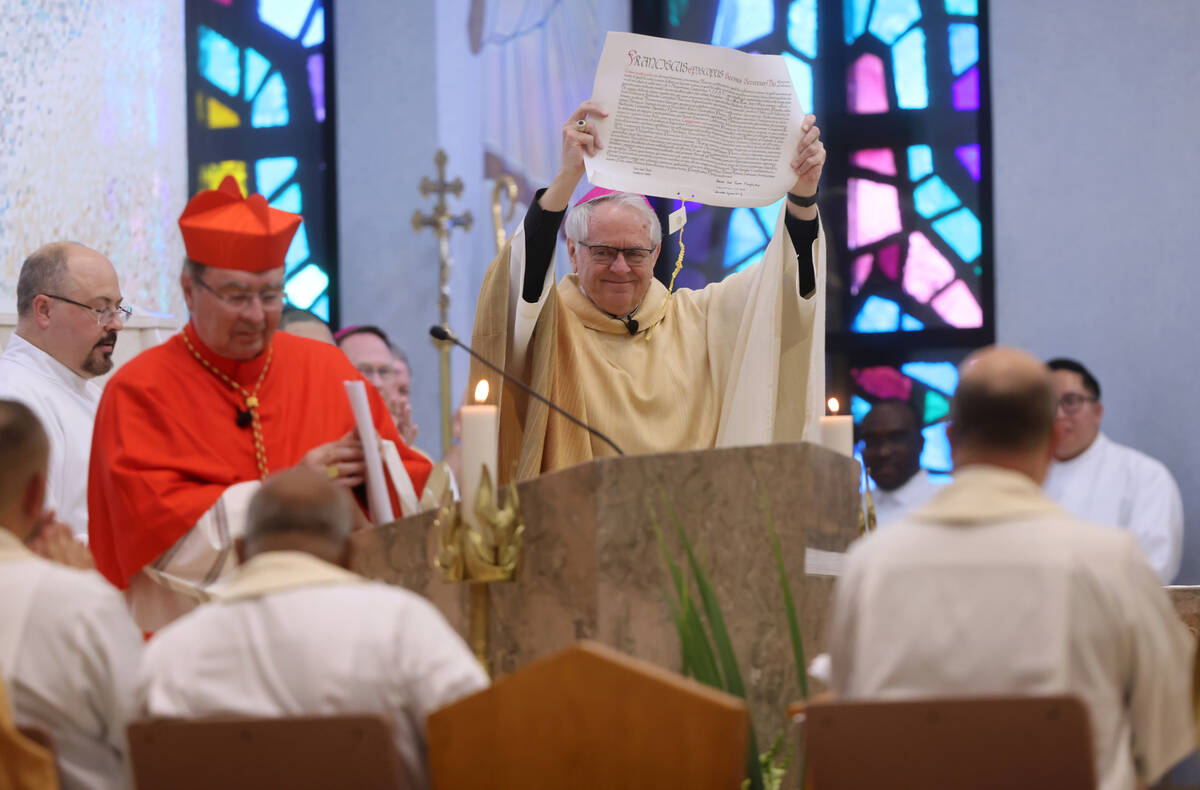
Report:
787,190,819,207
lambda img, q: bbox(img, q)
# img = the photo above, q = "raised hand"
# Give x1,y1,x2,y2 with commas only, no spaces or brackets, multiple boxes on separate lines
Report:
541,100,610,212
789,114,826,199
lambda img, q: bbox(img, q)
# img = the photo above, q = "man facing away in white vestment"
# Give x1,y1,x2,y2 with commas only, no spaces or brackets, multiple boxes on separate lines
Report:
135,466,487,790
1043,357,1183,583
860,399,941,526
828,347,1195,790
0,242,128,541
469,100,829,479
0,399,143,790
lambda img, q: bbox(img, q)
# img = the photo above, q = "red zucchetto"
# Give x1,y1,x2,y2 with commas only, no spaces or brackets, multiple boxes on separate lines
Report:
178,175,302,272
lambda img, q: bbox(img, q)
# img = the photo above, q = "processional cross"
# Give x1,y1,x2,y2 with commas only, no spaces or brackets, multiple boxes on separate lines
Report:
412,149,473,454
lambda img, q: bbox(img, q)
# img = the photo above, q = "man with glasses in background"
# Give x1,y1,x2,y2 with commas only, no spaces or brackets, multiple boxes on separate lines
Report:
87,177,432,631
335,325,420,447
0,242,127,542
1043,357,1183,582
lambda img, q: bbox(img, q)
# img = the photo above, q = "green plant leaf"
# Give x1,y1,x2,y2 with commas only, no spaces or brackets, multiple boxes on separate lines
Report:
650,506,723,688
761,481,809,700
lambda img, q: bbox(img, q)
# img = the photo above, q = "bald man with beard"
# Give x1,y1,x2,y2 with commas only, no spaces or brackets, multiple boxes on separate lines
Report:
828,347,1195,790
0,242,128,540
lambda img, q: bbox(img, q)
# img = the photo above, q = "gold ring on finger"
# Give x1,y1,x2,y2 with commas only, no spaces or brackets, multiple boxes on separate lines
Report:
326,464,339,479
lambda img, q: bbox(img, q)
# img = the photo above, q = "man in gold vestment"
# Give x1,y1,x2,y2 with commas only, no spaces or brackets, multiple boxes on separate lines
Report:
471,100,828,480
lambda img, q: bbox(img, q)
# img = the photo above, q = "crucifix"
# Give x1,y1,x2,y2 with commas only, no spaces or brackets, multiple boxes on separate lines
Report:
412,149,473,455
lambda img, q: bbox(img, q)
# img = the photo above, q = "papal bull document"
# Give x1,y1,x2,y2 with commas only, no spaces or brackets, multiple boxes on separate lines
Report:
584,31,806,208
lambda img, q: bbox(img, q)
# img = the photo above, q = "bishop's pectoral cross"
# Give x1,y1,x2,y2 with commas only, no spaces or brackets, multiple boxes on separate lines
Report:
412,149,473,456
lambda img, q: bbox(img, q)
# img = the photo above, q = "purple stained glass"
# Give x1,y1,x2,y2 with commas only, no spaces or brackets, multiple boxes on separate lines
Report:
848,53,889,114
877,243,900,280
952,66,980,111
851,148,896,175
931,279,983,327
847,178,902,249
851,254,872,295
955,143,981,181
903,232,955,302
307,54,325,122
853,366,914,400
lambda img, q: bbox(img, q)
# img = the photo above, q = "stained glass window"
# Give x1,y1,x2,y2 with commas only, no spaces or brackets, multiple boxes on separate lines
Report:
186,0,336,322
644,0,992,481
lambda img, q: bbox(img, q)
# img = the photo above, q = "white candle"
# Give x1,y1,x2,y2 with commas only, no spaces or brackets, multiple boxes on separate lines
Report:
819,397,854,458
460,379,499,529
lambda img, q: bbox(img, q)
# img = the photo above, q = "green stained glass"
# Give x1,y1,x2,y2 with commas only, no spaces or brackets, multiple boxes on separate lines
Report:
907,145,933,180
945,0,978,15
924,390,950,422
844,0,870,44
868,0,921,45
251,73,289,128
932,207,982,262
270,182,302,213
913,176,960,218
948,23,978,76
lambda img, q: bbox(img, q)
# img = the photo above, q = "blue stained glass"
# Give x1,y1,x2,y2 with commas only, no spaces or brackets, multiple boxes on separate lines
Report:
753,197,786,232
932,207,982,262
259,0,314,39
913,176,960,218
711,0,774,49
251,73,289,128
892,28,929,109
868,0,921,45
255,156,297,199
782,53,814,114
310,294,330,322
948,23,978,76
928,472,953,484
901,313,925,330
244,48,271,100
787,0,818,58
907,145,933,180
945,0,978,15
301,7,325,47
724,207,768,269
285,223,310,272
271,183,302,214
901,361,958,395
285,262,328,309
844,0,870,44
853,295,901,333
920,421,952,472
198,26,240,97
851,394,872,424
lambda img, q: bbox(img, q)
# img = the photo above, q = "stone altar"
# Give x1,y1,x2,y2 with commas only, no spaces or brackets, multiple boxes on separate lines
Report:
351,441,861,740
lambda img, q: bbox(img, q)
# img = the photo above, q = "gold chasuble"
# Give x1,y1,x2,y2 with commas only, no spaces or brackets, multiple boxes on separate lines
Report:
470,205,826,483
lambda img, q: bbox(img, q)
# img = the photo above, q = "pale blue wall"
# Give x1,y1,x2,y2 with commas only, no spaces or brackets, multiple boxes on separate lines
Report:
991,0,1200,581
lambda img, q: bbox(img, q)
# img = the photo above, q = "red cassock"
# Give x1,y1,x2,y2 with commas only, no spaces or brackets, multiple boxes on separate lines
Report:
88,322,432,589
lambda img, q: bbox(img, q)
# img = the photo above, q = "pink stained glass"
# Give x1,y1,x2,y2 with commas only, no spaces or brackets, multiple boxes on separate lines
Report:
847,179,902,249
931,279,983,328
851,254,872,295
851,148,896,175
852,366,914,401
848,54,889,114
903,232,956,303
955,143,981,181
952,66,980,111
877,243,900,280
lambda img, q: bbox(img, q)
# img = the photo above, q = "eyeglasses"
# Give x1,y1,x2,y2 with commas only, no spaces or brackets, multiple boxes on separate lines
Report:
42,294,131,325
1057,393,1098,414
193,276,285,311
577,241,656,266
356,364,398,383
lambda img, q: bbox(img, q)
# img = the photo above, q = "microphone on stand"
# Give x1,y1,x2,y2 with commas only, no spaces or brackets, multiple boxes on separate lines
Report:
429,325,625,456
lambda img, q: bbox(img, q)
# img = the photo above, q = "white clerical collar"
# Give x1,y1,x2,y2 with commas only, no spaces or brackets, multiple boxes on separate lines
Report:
2,333,98,399
0,527,35,562
208,550,364,602
874,469,932,504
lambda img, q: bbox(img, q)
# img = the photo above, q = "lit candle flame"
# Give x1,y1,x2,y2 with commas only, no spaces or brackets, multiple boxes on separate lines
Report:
827,396,840,414
474,379,490,403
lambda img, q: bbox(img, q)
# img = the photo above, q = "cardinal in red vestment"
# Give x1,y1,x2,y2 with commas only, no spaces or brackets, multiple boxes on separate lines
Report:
88,176,431,630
